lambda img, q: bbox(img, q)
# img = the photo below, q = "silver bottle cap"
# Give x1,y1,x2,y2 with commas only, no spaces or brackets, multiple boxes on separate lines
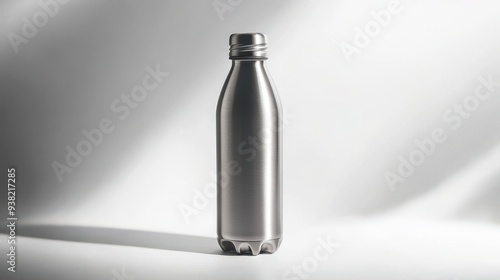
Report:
229,33,268,59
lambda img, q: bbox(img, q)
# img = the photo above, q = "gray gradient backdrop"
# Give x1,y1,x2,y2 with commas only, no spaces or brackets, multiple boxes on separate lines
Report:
1,0,500,279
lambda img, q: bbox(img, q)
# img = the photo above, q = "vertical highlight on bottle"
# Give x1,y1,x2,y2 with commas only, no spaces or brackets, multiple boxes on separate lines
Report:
216,33,283,255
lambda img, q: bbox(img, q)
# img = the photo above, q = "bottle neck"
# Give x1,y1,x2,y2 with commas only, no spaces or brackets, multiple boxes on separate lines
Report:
231,60,266,66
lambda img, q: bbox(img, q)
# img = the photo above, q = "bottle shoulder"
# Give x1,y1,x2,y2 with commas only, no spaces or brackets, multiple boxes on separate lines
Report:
217,62,281,114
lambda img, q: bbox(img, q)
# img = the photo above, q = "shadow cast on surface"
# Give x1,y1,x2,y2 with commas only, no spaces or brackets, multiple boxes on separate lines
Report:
7,225,225,255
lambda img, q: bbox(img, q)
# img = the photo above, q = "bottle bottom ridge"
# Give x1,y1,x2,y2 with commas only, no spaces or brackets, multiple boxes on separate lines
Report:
217,237,282,256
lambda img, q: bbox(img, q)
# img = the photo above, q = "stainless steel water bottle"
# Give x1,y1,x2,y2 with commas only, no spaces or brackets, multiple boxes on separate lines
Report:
217,33,282,255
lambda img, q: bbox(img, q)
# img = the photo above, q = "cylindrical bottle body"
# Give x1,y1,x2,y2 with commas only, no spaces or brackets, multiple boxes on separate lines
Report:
216,60,282,255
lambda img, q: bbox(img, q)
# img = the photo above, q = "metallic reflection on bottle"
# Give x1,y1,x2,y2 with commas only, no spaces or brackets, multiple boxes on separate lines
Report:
217,33,283,255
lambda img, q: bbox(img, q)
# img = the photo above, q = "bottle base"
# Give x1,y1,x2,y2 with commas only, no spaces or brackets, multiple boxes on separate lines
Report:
217,237,282,256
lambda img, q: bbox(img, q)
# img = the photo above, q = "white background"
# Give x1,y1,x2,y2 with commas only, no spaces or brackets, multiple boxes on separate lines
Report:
1,0,500,279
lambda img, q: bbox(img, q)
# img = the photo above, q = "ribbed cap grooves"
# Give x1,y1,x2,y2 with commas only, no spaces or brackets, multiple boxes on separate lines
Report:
229,33,268,59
